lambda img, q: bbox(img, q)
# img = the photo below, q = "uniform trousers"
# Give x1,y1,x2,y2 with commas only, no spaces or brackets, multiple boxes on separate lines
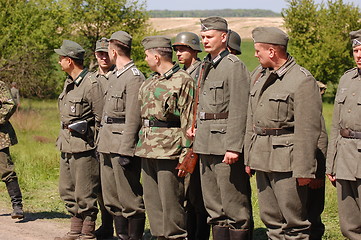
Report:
199,154,252,229
0,148,17,183
142,158,187,239
337,179,361,240
100,153,145,218
256,171,310,240
59,151,99,221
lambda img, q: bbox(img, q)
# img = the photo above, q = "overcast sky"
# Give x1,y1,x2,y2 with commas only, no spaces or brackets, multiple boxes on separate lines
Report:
143,0,360,13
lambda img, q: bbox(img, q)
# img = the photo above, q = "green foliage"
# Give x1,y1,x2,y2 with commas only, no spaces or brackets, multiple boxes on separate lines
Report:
149,9,281,18
282,0,361,100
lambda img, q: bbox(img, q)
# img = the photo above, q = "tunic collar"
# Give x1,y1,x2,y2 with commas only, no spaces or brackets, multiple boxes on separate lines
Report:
116,60,135,77
205,49,229,68
163,63,181,79
185,59,201,74
273,55,296,78
71,68,88,86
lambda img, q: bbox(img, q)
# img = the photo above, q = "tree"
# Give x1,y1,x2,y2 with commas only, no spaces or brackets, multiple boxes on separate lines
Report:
282,0,361,99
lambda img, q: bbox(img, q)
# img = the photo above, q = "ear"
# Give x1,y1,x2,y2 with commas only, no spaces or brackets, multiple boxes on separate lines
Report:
154,53,161,64
269,47,275,58
221,32,228,43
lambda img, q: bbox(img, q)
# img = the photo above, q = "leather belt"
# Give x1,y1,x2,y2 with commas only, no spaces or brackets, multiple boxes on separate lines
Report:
61,120,94,129
105,116,125,124
253,126,294,136
143,119,181,128
199,111,229,120
340,128,361,139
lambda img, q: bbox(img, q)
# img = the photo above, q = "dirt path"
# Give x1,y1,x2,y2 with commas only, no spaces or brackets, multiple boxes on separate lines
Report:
0,206,68,240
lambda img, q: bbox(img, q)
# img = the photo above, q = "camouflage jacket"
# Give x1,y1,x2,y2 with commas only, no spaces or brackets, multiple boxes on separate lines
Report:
0,81,17,150
57,69,104,153
97,61,144,156
135,64,194,162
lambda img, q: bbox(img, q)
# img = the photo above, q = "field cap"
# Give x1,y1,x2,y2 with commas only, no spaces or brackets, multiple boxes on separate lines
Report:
95,38,109,52
109,31,132,47
350,29,361,48
228,30,242,55
200,16,228,32
142,36,171,50
54,40,85,60
252,27,289,46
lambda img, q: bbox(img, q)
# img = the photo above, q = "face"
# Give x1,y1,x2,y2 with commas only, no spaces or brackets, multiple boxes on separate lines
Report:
353,45,361,69
174,45,194,65
108,43,116,64
254,43,272,68
144,49,158,72
58,55,71,72
200,30,227,54
95,51,112,69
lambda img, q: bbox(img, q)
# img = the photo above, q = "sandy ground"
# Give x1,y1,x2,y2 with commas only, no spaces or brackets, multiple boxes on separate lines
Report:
148,17,284,38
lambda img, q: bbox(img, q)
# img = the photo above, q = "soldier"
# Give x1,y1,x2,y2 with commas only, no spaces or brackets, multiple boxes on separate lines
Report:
54,40,104,240
326,29,361,239
97,31,146,240
172,32,210,240
136,36,194,240
244,27,322,239
0,81,24,219
227,30,242,55
10,82,20,108
187,17,253,240
92,37,115,240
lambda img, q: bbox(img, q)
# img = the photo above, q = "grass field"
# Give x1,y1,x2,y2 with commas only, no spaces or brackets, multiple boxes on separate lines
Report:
0,46,344,239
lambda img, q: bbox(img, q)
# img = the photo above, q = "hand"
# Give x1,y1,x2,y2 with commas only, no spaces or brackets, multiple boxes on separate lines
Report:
186,127,196,139
297,178,312,186
245,166,253,177
327,174,337,187
222,151,239,165
177,169,187,178
308,178,325,189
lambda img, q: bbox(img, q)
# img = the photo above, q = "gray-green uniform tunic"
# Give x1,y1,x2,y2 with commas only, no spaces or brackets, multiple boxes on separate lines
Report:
326,67,361,240
97,61,145,218
57,69,104,221
193,50,253,230
245,56,322,239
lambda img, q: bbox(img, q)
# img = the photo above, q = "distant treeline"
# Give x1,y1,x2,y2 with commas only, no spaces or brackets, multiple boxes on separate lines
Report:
149,9,281,18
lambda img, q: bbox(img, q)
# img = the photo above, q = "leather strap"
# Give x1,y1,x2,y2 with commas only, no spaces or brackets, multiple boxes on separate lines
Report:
143,119,180,128
105,116,125,124
199,112,229,120
340,128,361,139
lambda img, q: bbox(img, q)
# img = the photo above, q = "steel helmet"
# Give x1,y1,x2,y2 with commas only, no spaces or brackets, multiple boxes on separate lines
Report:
227,30,242,55
172,32,202,52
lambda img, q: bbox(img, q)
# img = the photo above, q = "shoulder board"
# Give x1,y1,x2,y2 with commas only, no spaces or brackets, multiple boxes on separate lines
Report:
131,67,140,76
227,54,239,63
299,67,312,77
344,67,357,75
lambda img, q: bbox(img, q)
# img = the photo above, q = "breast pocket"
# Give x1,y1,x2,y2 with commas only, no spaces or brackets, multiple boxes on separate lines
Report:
268,93,289,122
68,97,83,117
209,81,225,105
110,91,125,113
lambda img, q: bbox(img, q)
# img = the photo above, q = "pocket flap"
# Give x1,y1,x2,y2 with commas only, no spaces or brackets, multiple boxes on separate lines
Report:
209,81,224,89
111,124,124,134
250,88,257,97
69,97,82,103
272,135,293,146
335,94,346,104
111,91,124,98
357,141,361,150
269,93,289,101
210,124,227,134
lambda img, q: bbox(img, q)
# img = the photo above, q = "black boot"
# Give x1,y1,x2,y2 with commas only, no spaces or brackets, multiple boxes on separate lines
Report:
212,225,230,240
229,228,251,240
6,179,24,219
128,216,145,240
114,215,129,240
94,208,114,239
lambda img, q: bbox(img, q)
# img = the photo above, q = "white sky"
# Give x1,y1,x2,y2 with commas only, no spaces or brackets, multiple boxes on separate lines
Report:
143,0,360,13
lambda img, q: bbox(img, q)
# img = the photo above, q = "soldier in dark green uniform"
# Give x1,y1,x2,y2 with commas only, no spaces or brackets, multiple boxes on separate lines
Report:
227,30,241,55
97,30,145,240
188,17,253,240
172,32,210,240
136,36,194,240
244,27,322,240
92,37,115,240
54,40,104,240
0,81,24,219
326,29,361,240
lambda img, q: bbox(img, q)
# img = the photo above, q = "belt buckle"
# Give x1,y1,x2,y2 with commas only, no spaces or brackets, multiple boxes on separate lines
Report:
275,129,279,136
349,130,356,138
199,112,205,120
144,119,150,127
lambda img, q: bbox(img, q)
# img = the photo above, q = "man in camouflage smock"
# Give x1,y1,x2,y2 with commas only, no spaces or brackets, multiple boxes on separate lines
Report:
97,31,145,240
0,81,24,219
244,27,322,240
135,36,194,240
172,31,210,240
326,29,361,240
54,40,104,240
188,17,253,240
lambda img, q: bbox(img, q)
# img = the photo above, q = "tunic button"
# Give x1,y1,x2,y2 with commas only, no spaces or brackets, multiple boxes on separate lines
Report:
353,92,356,96
260,103,263,107
203,91,206,95
348,109,351,113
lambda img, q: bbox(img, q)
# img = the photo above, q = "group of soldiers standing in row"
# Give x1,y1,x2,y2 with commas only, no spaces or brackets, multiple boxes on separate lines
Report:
1,15,361,240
